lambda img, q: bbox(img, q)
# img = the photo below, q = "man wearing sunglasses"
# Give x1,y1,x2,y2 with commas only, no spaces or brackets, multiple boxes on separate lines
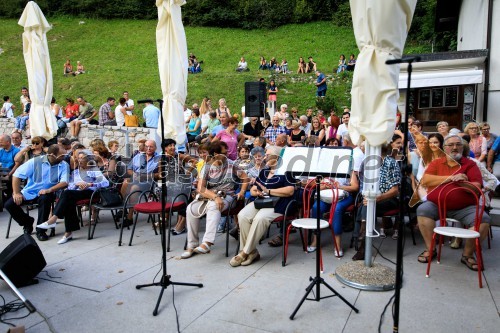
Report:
5,144,69,241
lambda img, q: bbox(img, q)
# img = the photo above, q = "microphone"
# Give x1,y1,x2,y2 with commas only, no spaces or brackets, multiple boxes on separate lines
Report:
137,99,154,104
385,56,421,65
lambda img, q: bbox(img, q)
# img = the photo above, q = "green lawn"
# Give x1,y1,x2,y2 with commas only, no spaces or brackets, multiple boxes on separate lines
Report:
0,18,430,118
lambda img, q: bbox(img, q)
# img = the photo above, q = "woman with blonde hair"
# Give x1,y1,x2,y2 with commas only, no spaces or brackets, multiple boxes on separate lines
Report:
216,98,231,118
464,122,487,163
288,120,305,146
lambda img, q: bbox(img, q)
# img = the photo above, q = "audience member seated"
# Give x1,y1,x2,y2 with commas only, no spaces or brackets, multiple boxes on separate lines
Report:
265,116,286,145
306,56,317,73
5,144,69,241
299,115,311,136
258,56,268,70
352,135,402,260
189,57,201,73
14,136,46,167
181,143,248,259
337,54,347,73
69,97,96,139
215,98,231,118
10,131,25,150
288,120,306,146
243,117,264,144
309,116,326,146
186,109,202,143
120,140,160,226
1,96,15,118
464,122,487,165
37,150,109,244
63,59,74,76
280,59,289,73
297,57,306,74
346,54,356,71
253,136,267,150
98,97,116,126
14,97,30,132
213,117,240,161
236,57,249,72
197,111,219,144
62,98,79,123
416,134,490,271
230,145,295,267
0,134,21,200
269,57,278,71
74,61,85,75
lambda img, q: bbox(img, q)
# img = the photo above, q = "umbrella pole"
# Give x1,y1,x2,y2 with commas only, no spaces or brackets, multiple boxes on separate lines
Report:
363,143,381,267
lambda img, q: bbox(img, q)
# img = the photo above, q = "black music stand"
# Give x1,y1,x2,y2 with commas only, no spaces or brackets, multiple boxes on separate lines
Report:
276,147,359,319
135,99,203,316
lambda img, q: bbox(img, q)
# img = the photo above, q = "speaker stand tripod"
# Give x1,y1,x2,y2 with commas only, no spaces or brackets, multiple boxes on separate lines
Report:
290,175,359,319
0,268,36,313
135,99,203,316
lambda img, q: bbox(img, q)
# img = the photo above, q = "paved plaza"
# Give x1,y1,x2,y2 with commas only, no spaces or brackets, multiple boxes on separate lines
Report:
0,201,499,333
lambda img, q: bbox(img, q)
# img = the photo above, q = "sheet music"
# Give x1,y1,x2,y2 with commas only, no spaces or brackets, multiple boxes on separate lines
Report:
277,147,352,177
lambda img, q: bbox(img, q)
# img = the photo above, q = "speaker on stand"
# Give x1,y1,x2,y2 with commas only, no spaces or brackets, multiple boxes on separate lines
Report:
245,82,267,118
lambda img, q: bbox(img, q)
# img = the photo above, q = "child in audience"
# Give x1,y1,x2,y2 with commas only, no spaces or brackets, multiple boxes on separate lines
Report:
268,80,278,102
1,96,15,118
281,59,288,73
337,54,347,73
297,57,306,73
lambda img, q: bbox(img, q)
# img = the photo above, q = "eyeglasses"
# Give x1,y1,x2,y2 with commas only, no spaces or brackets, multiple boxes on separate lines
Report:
482,128,490,131
32,142,41,145
469,127,479,130
444,143,463,148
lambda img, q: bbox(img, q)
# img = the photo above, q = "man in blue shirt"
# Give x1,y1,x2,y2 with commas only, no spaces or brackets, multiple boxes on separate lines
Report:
0,134,21,201
315,70,327,97
5,144,69,241
142,101,160,129
0,134,20,171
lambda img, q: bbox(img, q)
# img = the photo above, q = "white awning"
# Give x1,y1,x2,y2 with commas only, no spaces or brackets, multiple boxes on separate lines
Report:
398,69,483,88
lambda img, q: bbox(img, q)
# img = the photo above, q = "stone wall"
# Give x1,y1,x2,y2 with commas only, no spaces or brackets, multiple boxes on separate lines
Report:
0,118,156,156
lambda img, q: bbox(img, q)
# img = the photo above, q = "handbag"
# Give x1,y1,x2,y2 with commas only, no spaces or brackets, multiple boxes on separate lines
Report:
124,114,139,127
99,187,122,207
254,196,280,209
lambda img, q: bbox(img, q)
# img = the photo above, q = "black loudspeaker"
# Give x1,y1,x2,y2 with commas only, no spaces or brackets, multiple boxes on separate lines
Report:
245,82,267,117
0,234,46,287
434,0,461,32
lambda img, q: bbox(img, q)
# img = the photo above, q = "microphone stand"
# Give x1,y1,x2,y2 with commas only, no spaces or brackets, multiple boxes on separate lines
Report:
385,56,420,332
135,98,203,316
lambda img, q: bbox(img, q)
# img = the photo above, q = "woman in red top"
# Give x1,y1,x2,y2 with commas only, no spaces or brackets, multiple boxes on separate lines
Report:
64,98,79,122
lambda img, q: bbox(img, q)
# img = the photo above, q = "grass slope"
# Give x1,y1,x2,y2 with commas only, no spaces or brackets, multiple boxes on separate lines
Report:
0,18,430,118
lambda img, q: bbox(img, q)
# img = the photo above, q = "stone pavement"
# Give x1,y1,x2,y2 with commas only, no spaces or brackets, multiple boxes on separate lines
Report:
0,205,499,333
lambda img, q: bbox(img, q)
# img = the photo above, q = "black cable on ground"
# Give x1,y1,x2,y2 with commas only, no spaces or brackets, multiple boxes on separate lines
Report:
0,294,30,327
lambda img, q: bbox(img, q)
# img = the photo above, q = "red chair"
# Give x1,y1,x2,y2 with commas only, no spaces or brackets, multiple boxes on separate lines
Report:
426,182,485,288
123,190,188,247
283,179,340,272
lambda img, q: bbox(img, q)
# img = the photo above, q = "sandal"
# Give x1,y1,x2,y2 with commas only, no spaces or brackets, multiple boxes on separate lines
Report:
194,242,211,254
461,255,479,271
268,235,283,247
417,249,437,263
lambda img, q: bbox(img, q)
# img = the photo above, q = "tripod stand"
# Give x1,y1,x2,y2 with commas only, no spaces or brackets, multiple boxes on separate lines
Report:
290,174,359,319
135,99,203,316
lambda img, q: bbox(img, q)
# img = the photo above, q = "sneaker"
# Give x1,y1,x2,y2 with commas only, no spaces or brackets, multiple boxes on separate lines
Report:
334,248,344,258
392,230,399,240
379,228,386,239
171,228,186,235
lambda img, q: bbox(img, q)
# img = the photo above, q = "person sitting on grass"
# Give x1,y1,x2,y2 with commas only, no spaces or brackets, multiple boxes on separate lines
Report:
63,59,74,76
37,150,109,244
416,134,491,271
336,54,347,73
74,61,85,75
236,57,249,72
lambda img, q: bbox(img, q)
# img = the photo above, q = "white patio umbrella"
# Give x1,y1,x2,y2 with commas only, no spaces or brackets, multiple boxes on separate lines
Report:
18,1,58,140
156,0,188,145
349,0,417,266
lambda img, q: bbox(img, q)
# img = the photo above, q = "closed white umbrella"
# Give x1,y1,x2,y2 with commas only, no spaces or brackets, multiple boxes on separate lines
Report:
156,0,188,145
349,0,417,266
18,1,57,140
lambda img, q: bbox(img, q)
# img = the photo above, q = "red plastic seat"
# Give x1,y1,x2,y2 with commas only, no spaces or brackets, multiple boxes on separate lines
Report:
133,201,185,214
